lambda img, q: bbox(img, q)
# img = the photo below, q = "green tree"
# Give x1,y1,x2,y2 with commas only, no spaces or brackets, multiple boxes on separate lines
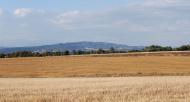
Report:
144,45,173,52
177,45,190,51
64,50,70,55
0,54,5,58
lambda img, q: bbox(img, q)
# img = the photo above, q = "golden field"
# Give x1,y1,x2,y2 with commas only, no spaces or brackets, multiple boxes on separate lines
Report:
0,52,190,77
1,52,190,102
0,77,190,102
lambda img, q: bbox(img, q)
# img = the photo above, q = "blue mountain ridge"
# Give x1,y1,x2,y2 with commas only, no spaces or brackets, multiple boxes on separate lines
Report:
0,41,144,54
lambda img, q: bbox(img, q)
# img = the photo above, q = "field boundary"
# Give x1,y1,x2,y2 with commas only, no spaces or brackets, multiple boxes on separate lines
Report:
70,51,190,57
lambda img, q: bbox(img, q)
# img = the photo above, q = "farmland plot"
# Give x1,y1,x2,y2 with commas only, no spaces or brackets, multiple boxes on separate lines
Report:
0,77,190,102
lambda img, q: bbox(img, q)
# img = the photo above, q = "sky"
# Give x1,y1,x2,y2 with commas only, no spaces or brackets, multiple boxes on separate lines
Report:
0,0,190,47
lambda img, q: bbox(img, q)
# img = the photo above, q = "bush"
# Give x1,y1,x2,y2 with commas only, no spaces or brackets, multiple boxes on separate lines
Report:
176,45,190,51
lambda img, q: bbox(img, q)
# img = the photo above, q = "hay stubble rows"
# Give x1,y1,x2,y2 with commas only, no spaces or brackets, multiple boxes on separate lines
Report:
1,52,190,102
1,77,190,102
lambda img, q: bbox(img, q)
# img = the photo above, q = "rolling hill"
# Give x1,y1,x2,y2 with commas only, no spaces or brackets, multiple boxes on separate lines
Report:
0,41,144,53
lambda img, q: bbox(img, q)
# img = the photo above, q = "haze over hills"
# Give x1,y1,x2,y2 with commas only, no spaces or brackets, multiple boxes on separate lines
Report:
0,41,144,54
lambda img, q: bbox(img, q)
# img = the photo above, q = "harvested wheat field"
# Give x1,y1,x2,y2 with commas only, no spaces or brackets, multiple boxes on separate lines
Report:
0,77,190,102
1,52,190,77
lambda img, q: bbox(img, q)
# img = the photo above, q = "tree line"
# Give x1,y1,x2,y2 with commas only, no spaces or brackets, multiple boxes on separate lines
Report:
1,45,190,58
0,47,123,58
129,45,190,52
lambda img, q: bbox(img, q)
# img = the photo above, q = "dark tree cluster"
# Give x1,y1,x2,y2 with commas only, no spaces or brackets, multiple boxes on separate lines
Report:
0,47,120,58
130,44,190,52
0,50,71,58
143,45,173,52
175,45,190,51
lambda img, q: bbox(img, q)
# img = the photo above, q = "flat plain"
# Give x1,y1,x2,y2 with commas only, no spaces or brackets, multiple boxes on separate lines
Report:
1,77,190,102
0,52,190,77
1,52,190,102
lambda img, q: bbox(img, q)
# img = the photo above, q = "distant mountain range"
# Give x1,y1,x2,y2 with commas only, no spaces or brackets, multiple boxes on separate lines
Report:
0,41,144,54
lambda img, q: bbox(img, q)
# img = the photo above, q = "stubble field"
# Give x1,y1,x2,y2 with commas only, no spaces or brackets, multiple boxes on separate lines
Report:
0,52,190,77
1,77,190,102
1,52,190,102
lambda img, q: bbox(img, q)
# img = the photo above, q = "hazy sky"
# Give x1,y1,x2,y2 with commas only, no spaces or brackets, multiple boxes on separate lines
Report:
0,0,190,47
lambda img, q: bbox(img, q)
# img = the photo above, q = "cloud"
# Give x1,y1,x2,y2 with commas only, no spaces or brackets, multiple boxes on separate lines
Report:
48,1,190,46
54,11,79,24
51,10,80,30
1,0,190,46
129,0,187,7
13,8,32,17
50,0,190,33
141,0,179,7
61,10,79,18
